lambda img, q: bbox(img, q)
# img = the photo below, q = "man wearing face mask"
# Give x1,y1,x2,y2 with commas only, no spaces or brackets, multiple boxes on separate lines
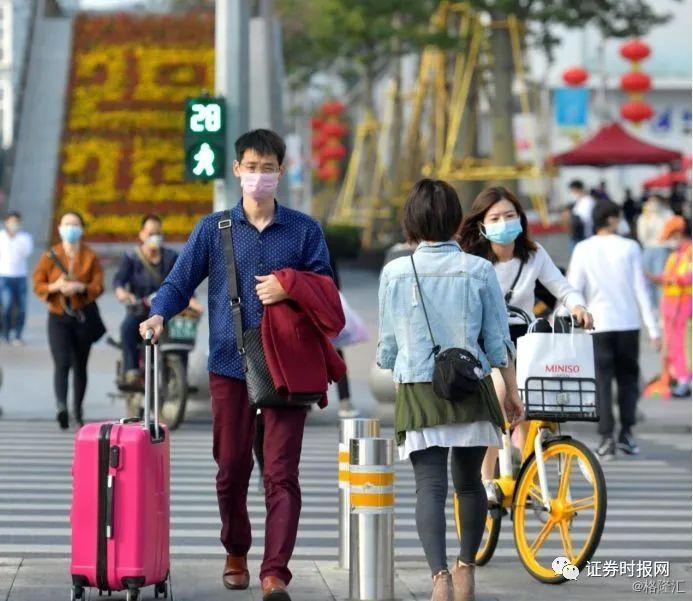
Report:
0,211,34,345
139,130,334,601
113,214,202,384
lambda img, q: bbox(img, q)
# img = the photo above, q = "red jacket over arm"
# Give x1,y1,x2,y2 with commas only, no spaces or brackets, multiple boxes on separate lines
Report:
261,269,347,407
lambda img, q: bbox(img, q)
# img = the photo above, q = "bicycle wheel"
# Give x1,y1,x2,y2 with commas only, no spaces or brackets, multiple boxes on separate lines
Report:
513,438,607,584
159,354,188,430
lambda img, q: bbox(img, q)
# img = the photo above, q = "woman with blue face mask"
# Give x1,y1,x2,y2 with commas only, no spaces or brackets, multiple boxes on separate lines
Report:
458,187,593,504
33,211,104,429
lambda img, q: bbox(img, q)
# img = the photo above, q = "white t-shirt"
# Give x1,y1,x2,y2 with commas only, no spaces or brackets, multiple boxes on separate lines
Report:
572,194,596,238
567,234,659,339
494,243,585,325
637,206,673,248
0,229,34,277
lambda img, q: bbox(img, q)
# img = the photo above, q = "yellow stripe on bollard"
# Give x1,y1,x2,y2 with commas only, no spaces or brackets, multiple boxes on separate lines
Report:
350,491,395,508
338,444,350,490
349,472,395,487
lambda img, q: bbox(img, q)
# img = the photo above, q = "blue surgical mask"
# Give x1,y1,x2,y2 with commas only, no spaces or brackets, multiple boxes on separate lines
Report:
481,218,523,245
59,224,83,244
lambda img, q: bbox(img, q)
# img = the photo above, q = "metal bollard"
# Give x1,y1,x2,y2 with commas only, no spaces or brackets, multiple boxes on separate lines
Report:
339,418,380,569
349,437,395,601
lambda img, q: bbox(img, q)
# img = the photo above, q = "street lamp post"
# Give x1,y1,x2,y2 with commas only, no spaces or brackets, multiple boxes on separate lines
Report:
214,0,249,212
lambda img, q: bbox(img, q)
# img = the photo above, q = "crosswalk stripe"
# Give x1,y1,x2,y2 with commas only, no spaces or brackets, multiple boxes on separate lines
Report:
0,544,689,559
0,515,687,529
0,423,690,564
0,503,688,520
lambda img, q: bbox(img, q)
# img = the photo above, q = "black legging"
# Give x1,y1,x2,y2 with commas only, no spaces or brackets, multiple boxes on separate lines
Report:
48,313,92,416
410,445,487,574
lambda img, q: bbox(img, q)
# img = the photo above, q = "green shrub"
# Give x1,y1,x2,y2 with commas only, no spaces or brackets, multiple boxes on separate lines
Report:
324,224,363,260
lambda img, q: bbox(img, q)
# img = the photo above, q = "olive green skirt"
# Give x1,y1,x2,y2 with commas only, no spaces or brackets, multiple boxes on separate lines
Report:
394,376,506,446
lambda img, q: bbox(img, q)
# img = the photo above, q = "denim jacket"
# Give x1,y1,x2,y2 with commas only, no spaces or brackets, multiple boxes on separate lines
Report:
377,240,515,383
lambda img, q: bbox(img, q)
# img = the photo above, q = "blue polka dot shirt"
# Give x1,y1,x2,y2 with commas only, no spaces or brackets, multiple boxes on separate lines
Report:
149,200,333,379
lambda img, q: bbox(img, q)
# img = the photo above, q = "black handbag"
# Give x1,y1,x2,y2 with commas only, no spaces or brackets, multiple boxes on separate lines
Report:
48,250,106,344
410,255,483,400
218,213,323,409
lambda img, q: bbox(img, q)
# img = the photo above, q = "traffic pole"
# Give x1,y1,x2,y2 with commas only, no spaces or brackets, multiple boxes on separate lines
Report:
349,437,395,601
338,418,380,570
214,0,249,212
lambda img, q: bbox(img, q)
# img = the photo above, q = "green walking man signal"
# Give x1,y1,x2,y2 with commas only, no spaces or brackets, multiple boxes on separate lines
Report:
184,96,226,180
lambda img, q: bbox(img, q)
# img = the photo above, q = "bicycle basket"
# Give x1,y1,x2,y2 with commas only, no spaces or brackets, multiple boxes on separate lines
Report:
166,315,198,342
521,376,599,422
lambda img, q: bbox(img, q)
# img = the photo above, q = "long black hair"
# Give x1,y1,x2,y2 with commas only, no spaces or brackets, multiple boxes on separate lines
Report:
457,186,537,263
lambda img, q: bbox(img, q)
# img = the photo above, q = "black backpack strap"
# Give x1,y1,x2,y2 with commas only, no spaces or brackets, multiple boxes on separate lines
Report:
410,255,440,356
504,259,525,304
48,249,70,275
218,212,245,355
134,245,163,285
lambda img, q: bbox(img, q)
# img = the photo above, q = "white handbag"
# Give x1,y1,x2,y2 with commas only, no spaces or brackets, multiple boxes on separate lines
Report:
331,292,370,348
515,320,599,422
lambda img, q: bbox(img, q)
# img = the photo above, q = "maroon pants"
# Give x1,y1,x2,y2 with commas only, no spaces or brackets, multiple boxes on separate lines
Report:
209,373,308,584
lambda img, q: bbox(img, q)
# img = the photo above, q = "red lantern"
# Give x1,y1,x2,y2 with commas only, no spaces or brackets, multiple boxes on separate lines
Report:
620,100,654,123
620,71,651,94
310,117,324,130
311,131,329,150
319,144,347,162
620,40,651,62
562,66,588,87
321,122,348,137
320,101,345,116
317,163,341,182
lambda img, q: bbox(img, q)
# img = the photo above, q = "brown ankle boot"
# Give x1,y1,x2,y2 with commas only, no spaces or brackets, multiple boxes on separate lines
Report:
431,570,453,601
451,560,475,601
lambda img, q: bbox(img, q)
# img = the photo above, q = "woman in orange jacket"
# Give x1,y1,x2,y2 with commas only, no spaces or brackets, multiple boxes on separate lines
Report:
650,216,691,397
33,211,104,428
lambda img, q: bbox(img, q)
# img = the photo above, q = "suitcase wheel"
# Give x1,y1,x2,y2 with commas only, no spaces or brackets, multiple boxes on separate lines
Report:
126,590,139,601
70,586,85,601
154,581,169,599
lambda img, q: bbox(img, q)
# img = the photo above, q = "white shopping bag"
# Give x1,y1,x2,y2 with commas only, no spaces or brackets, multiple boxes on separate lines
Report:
515,328,598,420
331,292,371,348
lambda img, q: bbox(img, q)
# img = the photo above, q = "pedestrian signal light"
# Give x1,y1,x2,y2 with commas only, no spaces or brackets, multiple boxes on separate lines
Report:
184,96,226,180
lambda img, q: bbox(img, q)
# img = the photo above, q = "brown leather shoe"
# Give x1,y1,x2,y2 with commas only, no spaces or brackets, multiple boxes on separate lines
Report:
261,576,291,601
222,554,249,590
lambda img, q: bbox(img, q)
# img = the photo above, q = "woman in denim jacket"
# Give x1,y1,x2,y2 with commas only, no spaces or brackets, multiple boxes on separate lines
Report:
377,179,524,601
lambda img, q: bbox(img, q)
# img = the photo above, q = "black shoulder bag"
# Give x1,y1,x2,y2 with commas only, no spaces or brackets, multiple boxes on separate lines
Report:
48,250,106,344
410,255,483,401
218,213,323,409
504,259,524,305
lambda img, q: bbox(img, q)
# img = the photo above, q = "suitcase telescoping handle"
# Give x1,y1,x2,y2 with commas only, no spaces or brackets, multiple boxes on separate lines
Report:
144,329,161,439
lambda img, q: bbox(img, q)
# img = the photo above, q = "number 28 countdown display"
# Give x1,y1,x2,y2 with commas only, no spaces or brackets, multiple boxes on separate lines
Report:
184,96,226,181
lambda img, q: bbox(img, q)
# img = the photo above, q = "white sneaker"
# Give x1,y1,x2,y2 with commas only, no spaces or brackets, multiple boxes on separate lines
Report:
483,479,499,505
338,401,360,419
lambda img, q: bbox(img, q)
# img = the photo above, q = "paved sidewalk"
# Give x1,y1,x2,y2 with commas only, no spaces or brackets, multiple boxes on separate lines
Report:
2,557,690,600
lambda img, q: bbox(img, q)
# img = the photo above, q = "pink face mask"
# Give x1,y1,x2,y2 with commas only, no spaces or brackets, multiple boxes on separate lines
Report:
240,172,280,200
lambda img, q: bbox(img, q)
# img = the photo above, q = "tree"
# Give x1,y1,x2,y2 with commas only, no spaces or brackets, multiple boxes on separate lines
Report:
466,0,677,185
276,0,454,111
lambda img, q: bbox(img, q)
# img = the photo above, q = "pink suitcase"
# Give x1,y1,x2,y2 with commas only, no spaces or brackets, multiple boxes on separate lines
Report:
70,334,170,601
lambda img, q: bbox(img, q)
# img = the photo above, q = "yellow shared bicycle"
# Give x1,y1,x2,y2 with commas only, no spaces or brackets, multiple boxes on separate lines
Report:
455,318,607,583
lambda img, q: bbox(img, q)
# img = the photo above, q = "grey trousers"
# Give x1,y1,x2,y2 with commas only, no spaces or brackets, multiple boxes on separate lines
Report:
410,445,488,574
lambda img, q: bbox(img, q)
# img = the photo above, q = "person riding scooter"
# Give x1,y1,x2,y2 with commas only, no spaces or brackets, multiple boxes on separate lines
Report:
113,214,202,385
